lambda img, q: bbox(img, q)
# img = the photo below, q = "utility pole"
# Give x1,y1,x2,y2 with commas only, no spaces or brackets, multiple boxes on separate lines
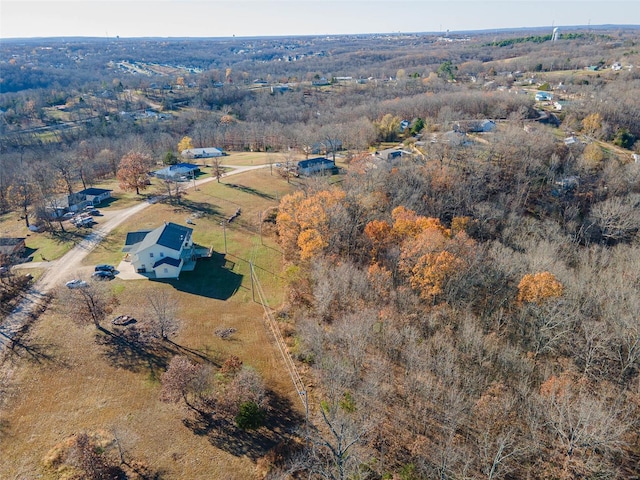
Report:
250,261,255,302
221,221,227,254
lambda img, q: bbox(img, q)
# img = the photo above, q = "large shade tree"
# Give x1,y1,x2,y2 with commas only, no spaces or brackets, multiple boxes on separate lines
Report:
117,151,153,195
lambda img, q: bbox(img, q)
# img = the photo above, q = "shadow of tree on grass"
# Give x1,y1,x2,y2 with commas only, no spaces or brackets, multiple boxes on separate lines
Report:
225,183,275,200
165,198,221,219
97,329,219,380
96,328,171,379
5,337,64,367
182,390,304,461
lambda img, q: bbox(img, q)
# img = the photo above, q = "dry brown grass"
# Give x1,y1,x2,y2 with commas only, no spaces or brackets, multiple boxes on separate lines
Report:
0,273,299,478
0,169,306,479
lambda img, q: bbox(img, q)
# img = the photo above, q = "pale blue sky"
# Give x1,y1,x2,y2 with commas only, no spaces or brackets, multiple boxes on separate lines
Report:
1,1,638,39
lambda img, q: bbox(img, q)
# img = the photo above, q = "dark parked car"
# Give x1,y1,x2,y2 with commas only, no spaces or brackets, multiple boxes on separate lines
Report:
91,270,115,281
95,264,116,273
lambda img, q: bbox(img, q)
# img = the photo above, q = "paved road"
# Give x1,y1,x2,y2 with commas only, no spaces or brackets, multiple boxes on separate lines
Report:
0,164,267,354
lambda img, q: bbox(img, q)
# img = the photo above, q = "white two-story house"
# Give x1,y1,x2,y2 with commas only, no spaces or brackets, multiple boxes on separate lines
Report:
122,222,195,279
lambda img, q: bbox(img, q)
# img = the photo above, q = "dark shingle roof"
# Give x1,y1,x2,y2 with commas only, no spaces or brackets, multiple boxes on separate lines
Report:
156,222,192,251
154,163,200,178
153,257,182,268
124,222,192,255
297,157,335,169
77,188,112,196
122,230,151,253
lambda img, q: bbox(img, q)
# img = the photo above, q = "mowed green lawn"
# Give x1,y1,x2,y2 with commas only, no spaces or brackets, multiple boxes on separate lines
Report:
0,168,305,479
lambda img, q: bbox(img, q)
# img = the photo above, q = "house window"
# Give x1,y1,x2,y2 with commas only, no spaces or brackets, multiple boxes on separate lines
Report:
149,252,154,258
163,268,168,273
160,252,164,257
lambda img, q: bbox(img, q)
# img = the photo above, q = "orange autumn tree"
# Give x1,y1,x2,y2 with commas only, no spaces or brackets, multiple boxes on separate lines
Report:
276,191,305,260
297,229,326,260
117,151,153,195
391,205,448,239
365,206,475,300
408,250,465,298
364,219,393,261
276,189,346,261
517,271,563,304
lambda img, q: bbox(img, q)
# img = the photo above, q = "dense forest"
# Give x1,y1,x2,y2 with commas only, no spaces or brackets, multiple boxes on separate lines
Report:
1,26,640,479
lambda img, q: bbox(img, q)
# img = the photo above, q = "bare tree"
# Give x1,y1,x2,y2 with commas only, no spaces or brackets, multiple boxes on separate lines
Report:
219,366,268,417
306,405,371,480
211,156,224,183
587,195,640,244
537,374,632,475
66,432,122,480
146,289,180,341
62,282,117,329
160,355,213,413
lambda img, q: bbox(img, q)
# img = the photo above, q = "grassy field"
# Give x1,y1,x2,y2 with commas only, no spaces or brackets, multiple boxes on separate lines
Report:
0,168,305,479
0,210,79,263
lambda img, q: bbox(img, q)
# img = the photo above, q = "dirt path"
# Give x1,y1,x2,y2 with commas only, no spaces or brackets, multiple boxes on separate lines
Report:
0,165,267,355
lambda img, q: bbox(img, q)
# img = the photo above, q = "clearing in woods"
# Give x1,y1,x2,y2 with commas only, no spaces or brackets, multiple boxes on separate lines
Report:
0,167,306,479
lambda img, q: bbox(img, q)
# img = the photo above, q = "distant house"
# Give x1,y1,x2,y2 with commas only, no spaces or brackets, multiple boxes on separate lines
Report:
45,194,77,218
181,147,224,159
46,188,113,217
312,77,331,86
443,130,470,147
456,119,496,133
271,85,290,94
297,157,336,176
122,222,195,278
0,237,26,261
311,139,343,155
154,163,200,181
535,91,553,101
77,187,111,206
373,147,412,161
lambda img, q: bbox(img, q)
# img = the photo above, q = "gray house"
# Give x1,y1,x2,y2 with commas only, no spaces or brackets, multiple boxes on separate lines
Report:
297,157,336,176
77,187,112,205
